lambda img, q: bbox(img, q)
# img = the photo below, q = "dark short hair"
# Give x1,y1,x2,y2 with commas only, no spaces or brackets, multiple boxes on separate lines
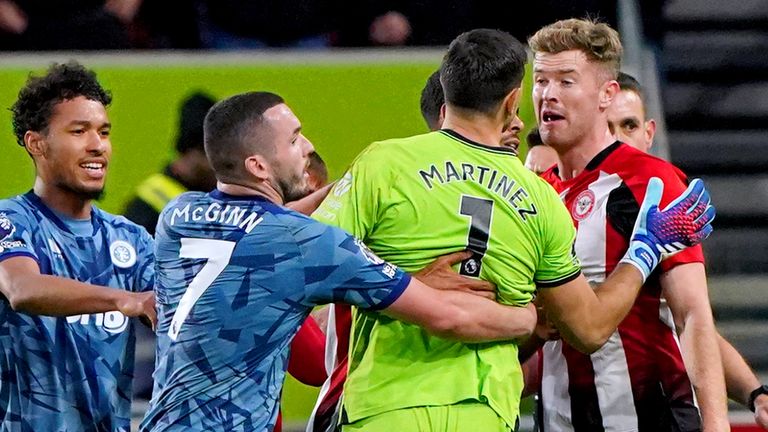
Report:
204,91,284,182
419,70,443,131
617,71,645,103
526,127,544,148
10,61,111,147
176,91,216,154
440,29,527,115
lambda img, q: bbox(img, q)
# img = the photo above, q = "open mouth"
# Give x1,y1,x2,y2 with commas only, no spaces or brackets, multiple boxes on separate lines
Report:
542,111,565,123
80,161,106,178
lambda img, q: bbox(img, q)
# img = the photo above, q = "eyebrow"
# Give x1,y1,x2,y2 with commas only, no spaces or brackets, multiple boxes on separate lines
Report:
533,67,577,74
68,120,112,129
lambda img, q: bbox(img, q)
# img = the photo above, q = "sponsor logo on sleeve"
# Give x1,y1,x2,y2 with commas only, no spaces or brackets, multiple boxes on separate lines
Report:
0,213,15,241
110,240,137,269
0,213,25,253
333,172,353,197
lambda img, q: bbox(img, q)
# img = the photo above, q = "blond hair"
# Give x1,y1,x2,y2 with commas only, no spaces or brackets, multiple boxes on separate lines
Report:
528,18,622,79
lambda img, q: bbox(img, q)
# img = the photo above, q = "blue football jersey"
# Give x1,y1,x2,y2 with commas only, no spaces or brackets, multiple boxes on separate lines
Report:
140,190,409,432
0,191,155,432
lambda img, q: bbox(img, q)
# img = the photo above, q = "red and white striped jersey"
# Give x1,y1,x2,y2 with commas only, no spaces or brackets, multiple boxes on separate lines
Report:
539,142,705,432
307,304,352,432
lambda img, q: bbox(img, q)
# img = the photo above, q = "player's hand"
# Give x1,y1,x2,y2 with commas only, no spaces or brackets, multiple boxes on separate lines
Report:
415,250,496,300
117,291,157,331
621,177,715,281
755,394,768,429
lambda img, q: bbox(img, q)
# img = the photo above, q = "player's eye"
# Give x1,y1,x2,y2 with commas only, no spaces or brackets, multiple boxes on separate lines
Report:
100,129,111,137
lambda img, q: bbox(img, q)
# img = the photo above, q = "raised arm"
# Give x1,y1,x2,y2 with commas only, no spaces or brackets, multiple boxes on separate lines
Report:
538,177,715,353
0,256,156,327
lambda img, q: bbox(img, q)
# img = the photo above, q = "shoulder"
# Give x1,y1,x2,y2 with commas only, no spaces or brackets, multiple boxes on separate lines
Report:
0,194,40,227
608,145,688,183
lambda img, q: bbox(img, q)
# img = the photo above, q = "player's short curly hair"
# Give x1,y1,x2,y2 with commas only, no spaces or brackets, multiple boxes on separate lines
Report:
10,61,112,147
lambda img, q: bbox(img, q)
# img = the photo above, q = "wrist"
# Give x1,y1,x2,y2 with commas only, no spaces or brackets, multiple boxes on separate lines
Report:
620,240,660,282
748,384,768,412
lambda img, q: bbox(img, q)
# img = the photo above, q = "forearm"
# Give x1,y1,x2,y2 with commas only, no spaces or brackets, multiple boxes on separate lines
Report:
286,183,333,215
5,273,126,316
546,264,645,353
680,315,729,431
718,333,759,406
438,292,536,343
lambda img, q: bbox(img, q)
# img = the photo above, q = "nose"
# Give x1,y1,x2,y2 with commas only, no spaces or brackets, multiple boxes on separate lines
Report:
85,130,108,154
302,135,315,155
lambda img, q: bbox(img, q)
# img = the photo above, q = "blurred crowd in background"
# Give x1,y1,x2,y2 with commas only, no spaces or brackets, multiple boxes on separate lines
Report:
0,0,667,50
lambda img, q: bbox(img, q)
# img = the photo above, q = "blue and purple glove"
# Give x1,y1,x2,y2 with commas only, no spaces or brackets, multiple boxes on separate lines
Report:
620,177,715,281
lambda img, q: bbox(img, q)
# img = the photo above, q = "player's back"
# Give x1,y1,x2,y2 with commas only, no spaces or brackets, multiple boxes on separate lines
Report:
142,190,410,432
315,130,579,427
142,190,311,431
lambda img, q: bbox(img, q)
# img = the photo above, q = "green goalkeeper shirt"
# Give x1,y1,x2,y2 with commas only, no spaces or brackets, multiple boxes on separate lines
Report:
313,130,581,427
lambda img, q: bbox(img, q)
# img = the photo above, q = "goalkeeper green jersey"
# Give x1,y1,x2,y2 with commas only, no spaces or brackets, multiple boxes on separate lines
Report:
313,129,581,427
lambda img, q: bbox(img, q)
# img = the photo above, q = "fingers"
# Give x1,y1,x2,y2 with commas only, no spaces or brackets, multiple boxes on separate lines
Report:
436,250,473,266
662,177,703,213
639,177,664,215
468,289,496,300
692,204,716,231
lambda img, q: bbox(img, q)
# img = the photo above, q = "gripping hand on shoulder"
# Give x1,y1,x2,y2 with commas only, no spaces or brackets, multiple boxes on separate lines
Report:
621,177,715,281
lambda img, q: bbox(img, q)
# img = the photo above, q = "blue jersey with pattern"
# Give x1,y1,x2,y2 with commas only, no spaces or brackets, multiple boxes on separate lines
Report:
0,191,155,432
140,190,409,432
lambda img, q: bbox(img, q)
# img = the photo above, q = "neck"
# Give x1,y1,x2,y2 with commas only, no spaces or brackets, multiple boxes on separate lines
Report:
216,180,284,205
33,178,92,219
555,126,617,181
441,107,504,147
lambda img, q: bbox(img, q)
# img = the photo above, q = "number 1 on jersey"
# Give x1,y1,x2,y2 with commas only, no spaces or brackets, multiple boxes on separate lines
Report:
459,195,493,277
168,238,236,341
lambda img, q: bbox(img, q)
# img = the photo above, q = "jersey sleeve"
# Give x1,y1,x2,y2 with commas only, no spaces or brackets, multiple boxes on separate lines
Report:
312,143,387,238
534,182,582,288
133,228,156,293
293,219,410,310
0,206,38,263
625,160,705,271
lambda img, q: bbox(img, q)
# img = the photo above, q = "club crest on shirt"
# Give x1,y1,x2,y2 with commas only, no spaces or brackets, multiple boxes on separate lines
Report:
0,213,15,241
110,240,137,269
572,189,596,221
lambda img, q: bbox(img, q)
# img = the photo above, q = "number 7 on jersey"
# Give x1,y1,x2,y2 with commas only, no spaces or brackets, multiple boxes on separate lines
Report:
168,238,236,341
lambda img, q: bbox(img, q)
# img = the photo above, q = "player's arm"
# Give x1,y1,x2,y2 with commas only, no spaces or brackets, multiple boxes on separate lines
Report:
717,334,768,428
663,263,729,431
381,276,536,343
0,256,156,325
538,178,715,353
286,183,334,216
287,316,328,386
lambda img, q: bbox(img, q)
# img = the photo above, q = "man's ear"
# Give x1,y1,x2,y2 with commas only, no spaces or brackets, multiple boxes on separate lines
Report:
645,119,657,150
599,79,619,110
502,87,521,119
244,154,271,181
24,131,45,157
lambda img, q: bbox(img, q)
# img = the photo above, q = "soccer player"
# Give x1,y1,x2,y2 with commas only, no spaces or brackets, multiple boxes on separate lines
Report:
140,91,541,432
607,71,768,429
313,28,714,432
0,61,156,430
529,18,727,431
307,69,531,432
419,68,525,150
